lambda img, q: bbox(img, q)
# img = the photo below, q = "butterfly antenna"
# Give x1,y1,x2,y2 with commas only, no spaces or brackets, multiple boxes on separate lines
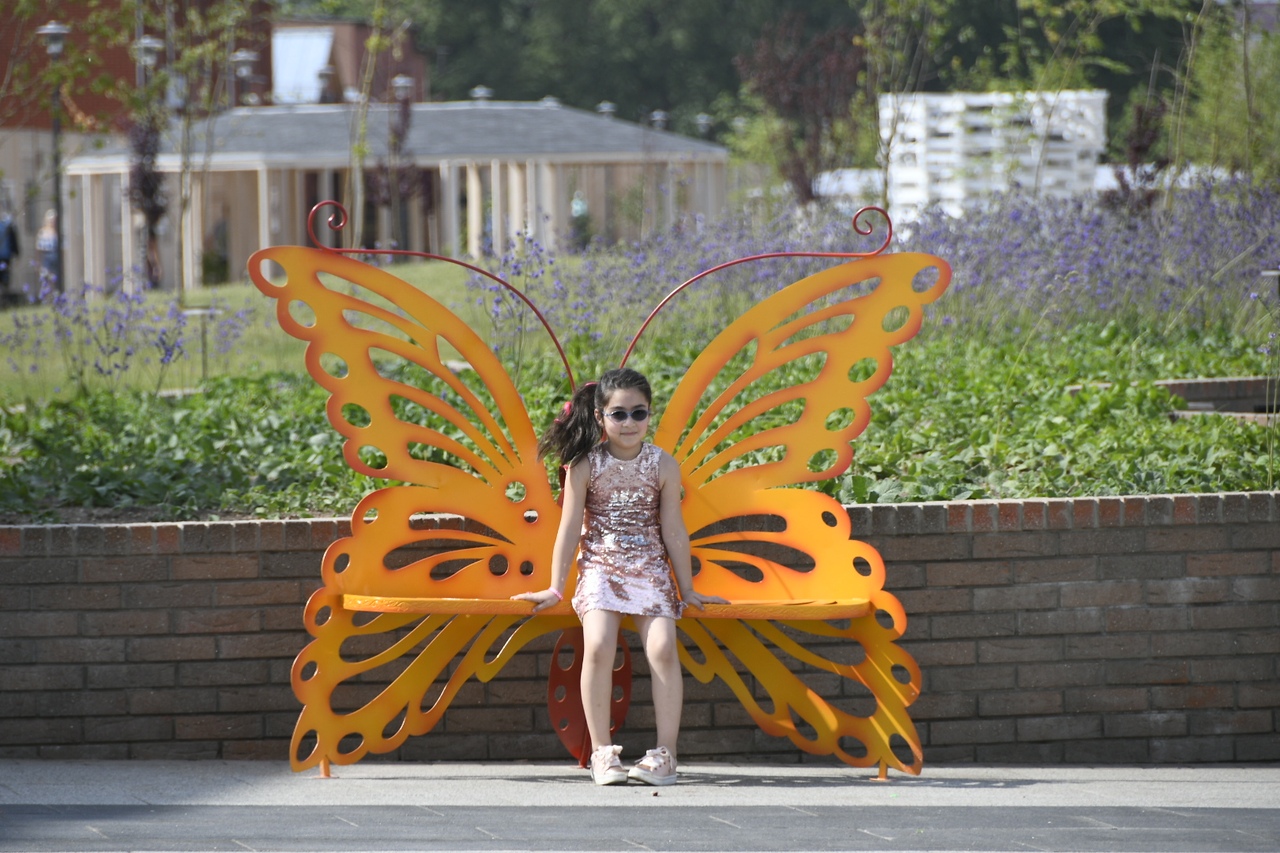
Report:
306,200,576,388
619,206,893,367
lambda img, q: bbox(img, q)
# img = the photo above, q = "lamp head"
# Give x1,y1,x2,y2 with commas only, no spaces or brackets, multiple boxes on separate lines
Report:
133,35,165,69
392,74,414,102
230,48,259,80
36,21,70,58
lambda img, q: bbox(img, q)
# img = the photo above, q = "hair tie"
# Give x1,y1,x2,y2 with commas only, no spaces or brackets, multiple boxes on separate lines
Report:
553,381,598,424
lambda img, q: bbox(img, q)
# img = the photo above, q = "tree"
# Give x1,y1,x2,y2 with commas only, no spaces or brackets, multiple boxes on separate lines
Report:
854,0,963,207
128,111,168,290
1101,96,1169,212
969,0,1184,92
152,1,258,294
301,0,788,132
914,1,1189,139
735,13,865,204
856,0,956,95
419,0,765,128
276,0,410,250
0,3,131,131
0,5,43,134
364,90,425,252
104,1,267,294
1179,5,1280,183
933,0,1187,194
1,2,133,256
283,0,1204,157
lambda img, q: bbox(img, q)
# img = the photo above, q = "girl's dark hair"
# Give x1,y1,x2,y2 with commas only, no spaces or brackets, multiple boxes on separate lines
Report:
537,367,652,467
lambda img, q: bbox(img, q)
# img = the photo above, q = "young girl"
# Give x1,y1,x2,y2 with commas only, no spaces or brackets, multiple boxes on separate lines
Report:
512,367,727,786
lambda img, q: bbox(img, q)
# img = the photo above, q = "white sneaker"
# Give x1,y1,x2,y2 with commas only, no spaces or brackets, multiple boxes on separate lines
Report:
589,744,628,786
628,746,677,786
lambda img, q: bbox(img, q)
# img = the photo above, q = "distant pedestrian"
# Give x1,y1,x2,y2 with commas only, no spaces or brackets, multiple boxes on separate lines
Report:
36,210,57,284
0,207,19,298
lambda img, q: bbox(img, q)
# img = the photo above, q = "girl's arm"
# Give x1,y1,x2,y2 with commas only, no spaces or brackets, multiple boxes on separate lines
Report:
658,452,728,610
511,459,589,613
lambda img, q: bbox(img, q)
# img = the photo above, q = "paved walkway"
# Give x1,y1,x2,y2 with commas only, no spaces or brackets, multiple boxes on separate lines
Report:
1,760,1278,852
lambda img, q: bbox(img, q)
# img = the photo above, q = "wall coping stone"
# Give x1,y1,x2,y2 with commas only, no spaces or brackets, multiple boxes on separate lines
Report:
2,493,1275,558
5,491,1274,558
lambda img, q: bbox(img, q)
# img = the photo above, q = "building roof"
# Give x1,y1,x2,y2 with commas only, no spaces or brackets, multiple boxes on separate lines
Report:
67,100,727,174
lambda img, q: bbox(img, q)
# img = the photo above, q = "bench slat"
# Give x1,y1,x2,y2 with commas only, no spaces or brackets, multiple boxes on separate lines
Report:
342,595,871,620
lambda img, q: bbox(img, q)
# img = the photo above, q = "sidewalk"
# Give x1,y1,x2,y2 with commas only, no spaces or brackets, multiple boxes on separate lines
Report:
1,760,1278,852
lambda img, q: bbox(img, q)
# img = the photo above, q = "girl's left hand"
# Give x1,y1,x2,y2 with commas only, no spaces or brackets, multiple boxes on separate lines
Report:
681,589,729,610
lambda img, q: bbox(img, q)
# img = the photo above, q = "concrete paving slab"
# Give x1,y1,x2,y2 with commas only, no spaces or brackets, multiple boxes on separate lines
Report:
0,761,1276,852
2,761,1278,808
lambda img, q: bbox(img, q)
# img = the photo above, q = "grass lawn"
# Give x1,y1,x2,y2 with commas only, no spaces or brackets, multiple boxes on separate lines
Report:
0,259,481,400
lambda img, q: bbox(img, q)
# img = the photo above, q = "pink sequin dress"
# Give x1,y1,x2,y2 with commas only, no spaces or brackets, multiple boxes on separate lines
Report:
571,442,683,620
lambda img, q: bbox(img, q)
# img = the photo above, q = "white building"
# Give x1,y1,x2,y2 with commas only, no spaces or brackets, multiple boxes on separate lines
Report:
879,90,1108,219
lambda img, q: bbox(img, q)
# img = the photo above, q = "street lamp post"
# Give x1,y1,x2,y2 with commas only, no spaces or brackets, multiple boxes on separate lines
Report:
36,21,69,293
390,74,414,254
229,48,259,107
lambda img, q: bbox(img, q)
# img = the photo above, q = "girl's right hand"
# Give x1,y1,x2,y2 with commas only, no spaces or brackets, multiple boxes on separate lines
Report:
510,589,563,613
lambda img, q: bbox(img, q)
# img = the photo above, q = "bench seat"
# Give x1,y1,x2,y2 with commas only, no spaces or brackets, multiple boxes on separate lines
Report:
342,595,871,620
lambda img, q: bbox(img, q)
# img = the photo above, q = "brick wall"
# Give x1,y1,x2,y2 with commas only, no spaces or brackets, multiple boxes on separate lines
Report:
2,492,1277,765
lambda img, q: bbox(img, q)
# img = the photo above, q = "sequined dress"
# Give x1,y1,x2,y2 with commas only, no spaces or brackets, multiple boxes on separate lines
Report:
572,442,683,620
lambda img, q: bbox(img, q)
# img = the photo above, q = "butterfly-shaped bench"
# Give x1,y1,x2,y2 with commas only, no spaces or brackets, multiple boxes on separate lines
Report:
248,204,950,780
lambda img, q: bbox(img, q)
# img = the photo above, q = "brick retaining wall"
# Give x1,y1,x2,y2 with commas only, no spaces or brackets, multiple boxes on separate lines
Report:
2,492,1277,765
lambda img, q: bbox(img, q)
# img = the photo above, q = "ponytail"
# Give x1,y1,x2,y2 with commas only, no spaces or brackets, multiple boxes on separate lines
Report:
537,381,601,468
537,368,653,468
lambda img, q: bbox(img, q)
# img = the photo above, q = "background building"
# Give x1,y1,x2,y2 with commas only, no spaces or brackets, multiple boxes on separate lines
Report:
65,98,728,293
0,2,275,296
0,8,138,296
879,90,1109,220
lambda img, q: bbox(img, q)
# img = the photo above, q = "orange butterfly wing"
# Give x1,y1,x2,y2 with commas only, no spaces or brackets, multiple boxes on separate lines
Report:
248,247,571,770
650,252,951,773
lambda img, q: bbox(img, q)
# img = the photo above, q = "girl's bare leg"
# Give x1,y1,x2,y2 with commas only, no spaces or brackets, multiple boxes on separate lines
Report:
579,609,623,750
634,614,682,757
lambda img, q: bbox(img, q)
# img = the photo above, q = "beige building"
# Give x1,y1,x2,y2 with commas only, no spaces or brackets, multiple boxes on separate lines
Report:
63,99,729,294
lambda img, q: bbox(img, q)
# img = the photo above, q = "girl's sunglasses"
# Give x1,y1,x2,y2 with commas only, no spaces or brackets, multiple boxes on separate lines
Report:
602,408,650,423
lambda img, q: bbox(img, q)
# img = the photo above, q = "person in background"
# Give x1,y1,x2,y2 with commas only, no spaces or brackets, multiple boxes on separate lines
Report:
0,203,19,303
36,209,57,285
